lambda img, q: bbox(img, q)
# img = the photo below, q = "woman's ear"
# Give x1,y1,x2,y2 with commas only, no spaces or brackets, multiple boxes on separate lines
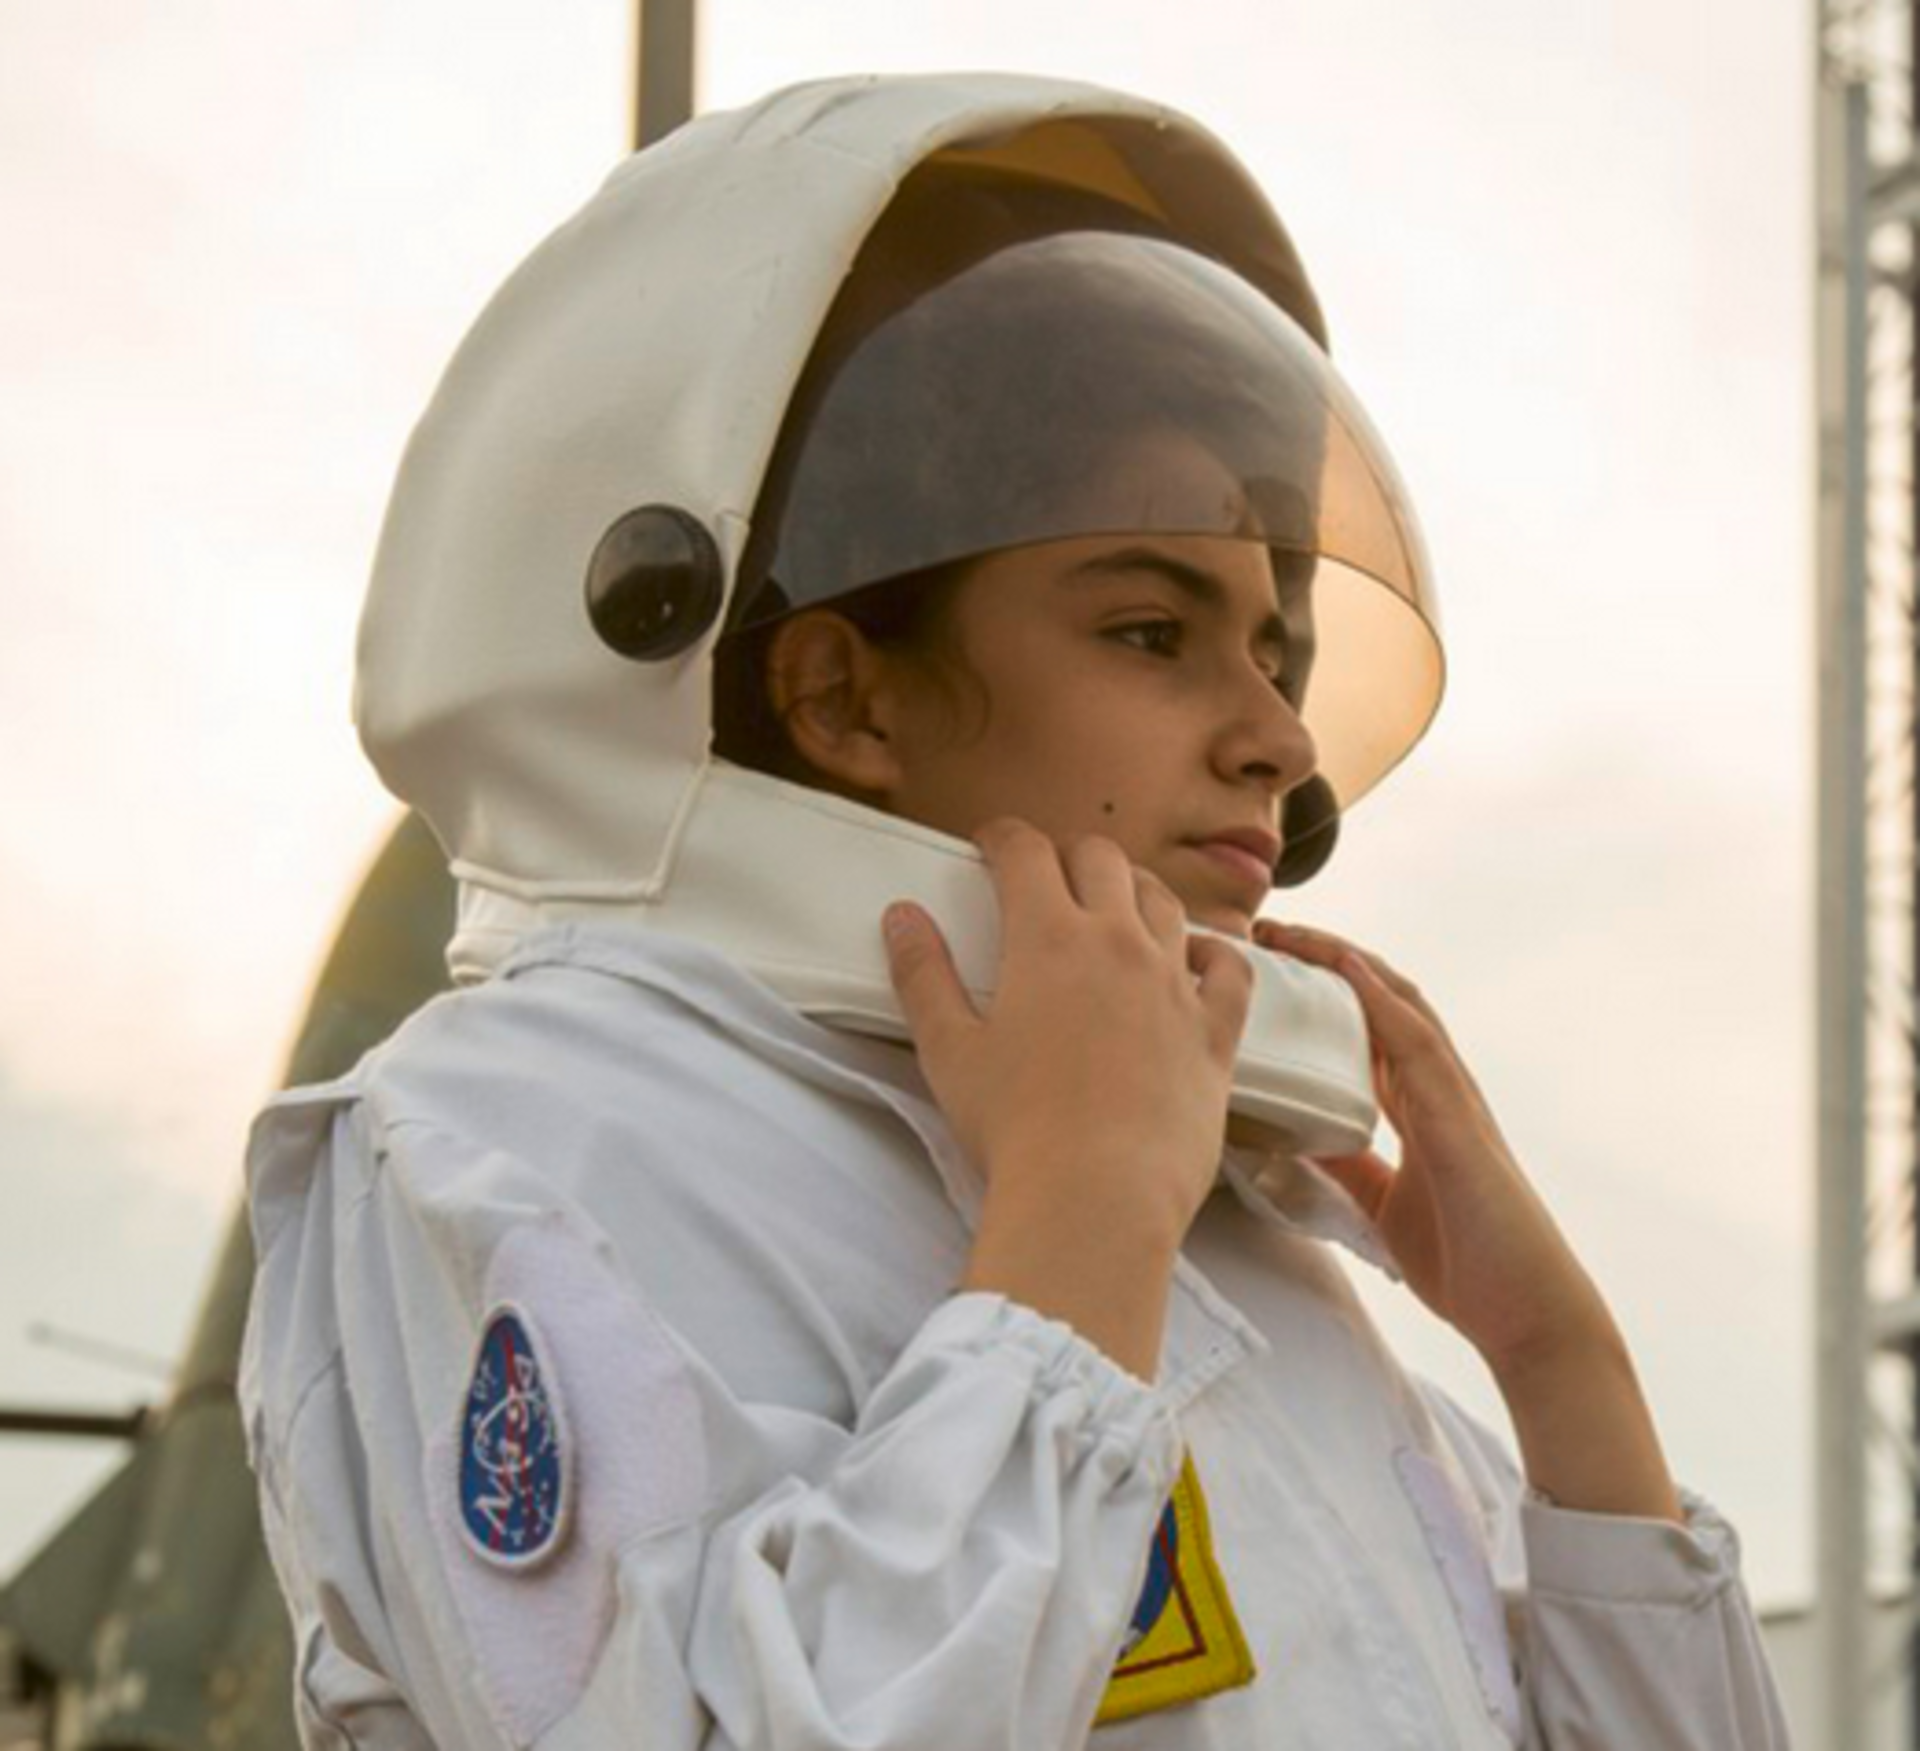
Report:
765,611,906,795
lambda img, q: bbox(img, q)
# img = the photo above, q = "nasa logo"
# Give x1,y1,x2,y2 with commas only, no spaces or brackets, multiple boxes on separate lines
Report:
457,1304,572,1570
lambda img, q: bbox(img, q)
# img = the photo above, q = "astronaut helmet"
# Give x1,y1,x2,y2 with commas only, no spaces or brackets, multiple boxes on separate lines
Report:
354,73,1445,981
688,159,1444,887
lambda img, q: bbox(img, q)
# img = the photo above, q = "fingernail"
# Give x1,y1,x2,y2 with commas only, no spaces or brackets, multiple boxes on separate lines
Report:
883,903,918,943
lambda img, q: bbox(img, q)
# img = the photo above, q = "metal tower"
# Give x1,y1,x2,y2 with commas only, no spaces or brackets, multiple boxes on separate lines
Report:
1817,1,1920,1743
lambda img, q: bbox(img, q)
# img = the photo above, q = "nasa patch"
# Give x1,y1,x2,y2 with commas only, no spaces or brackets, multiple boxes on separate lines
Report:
457,1303,572,1570
1097,1451,1255,1725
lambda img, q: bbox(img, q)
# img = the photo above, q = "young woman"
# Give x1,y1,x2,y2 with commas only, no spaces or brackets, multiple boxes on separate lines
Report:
757,522,1691,1512
240,72,1790,1748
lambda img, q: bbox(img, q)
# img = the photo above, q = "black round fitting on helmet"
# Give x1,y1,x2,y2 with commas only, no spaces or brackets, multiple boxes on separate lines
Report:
585,505,725,661
1273,775,1339,888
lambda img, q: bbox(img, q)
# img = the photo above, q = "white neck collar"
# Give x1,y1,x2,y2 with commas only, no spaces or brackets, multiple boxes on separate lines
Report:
450,759,1378,1162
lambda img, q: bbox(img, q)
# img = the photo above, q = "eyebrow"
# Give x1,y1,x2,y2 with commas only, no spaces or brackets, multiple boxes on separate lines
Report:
1063,545,1293,655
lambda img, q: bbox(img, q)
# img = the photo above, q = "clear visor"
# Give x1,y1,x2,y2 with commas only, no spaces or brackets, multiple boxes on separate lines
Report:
736,190,1445,822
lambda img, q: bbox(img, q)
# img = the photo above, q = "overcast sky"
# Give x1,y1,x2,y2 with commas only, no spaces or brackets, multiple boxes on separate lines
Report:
0,0,1817,1607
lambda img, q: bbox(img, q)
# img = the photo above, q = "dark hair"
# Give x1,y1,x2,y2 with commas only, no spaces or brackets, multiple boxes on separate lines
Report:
710,557,986,784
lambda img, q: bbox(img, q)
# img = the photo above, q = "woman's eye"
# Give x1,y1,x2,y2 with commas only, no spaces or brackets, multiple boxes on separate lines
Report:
1109,619,1184,656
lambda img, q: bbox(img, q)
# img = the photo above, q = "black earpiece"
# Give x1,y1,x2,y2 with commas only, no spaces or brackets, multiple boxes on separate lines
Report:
1273,775,1339,888
584,505,726,661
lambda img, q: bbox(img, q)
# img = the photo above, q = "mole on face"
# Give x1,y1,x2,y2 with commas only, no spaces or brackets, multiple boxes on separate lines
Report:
1101,801,1116,817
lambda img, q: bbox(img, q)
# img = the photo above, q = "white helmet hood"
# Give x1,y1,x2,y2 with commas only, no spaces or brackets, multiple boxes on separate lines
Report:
356,73,1412,1159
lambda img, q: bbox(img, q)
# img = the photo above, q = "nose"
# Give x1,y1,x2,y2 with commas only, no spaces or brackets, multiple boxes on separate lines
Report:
1212,662,1319,801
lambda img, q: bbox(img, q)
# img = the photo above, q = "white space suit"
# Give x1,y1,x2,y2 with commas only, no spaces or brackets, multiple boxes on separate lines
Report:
238,73,1792,1748
242,926,1787,1748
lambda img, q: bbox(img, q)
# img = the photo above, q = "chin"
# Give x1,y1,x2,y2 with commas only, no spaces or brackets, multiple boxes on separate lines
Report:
1187,899,1257,940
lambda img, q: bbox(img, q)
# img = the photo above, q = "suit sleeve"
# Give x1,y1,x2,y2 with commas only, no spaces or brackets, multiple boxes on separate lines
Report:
1417,1384,1793,1750
242,1098,1180,1751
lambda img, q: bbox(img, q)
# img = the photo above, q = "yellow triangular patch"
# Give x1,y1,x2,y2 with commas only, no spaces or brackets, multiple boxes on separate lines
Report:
1096,1450,1256,1726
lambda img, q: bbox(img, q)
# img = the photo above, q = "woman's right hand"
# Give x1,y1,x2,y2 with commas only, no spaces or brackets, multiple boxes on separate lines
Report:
881,819,1255,1377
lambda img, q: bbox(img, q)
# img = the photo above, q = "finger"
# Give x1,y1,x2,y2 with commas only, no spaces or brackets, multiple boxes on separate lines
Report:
1062,834,1137,915
1334,947,1431,1045
975,817,1075,946
1189,933,1255,1059
1265,922,1452,1040
1134,867,1187,949
1270,926,1498,1133
1353,954,1443,1031
1333,950,1476,1110
1257,918,1343,962
882,903,979,1057
1302,1148,1397,1222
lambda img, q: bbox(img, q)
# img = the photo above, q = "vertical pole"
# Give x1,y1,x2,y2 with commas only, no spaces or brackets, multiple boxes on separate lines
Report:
632,0,698,152
1816,66,1873,1751
1908,20,1920,1745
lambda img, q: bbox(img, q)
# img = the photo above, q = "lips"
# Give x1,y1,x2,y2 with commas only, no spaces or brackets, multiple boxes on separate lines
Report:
1186,828,1281,893
1199,827,1281,868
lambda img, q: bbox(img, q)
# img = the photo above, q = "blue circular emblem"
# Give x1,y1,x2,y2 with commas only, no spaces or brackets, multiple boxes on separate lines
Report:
1121,1499,1180,1654
458,1306,569,1567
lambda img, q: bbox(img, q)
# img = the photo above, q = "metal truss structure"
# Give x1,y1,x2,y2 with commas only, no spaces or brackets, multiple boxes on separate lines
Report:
1819,1,1920,1744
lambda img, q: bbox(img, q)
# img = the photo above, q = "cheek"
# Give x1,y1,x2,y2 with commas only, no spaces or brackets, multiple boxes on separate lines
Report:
999,710,1162,836
895,634,1180,837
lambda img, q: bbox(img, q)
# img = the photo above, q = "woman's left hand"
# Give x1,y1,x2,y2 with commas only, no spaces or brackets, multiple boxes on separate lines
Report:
1252,918,1617,1384
1254,917,1683,1521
